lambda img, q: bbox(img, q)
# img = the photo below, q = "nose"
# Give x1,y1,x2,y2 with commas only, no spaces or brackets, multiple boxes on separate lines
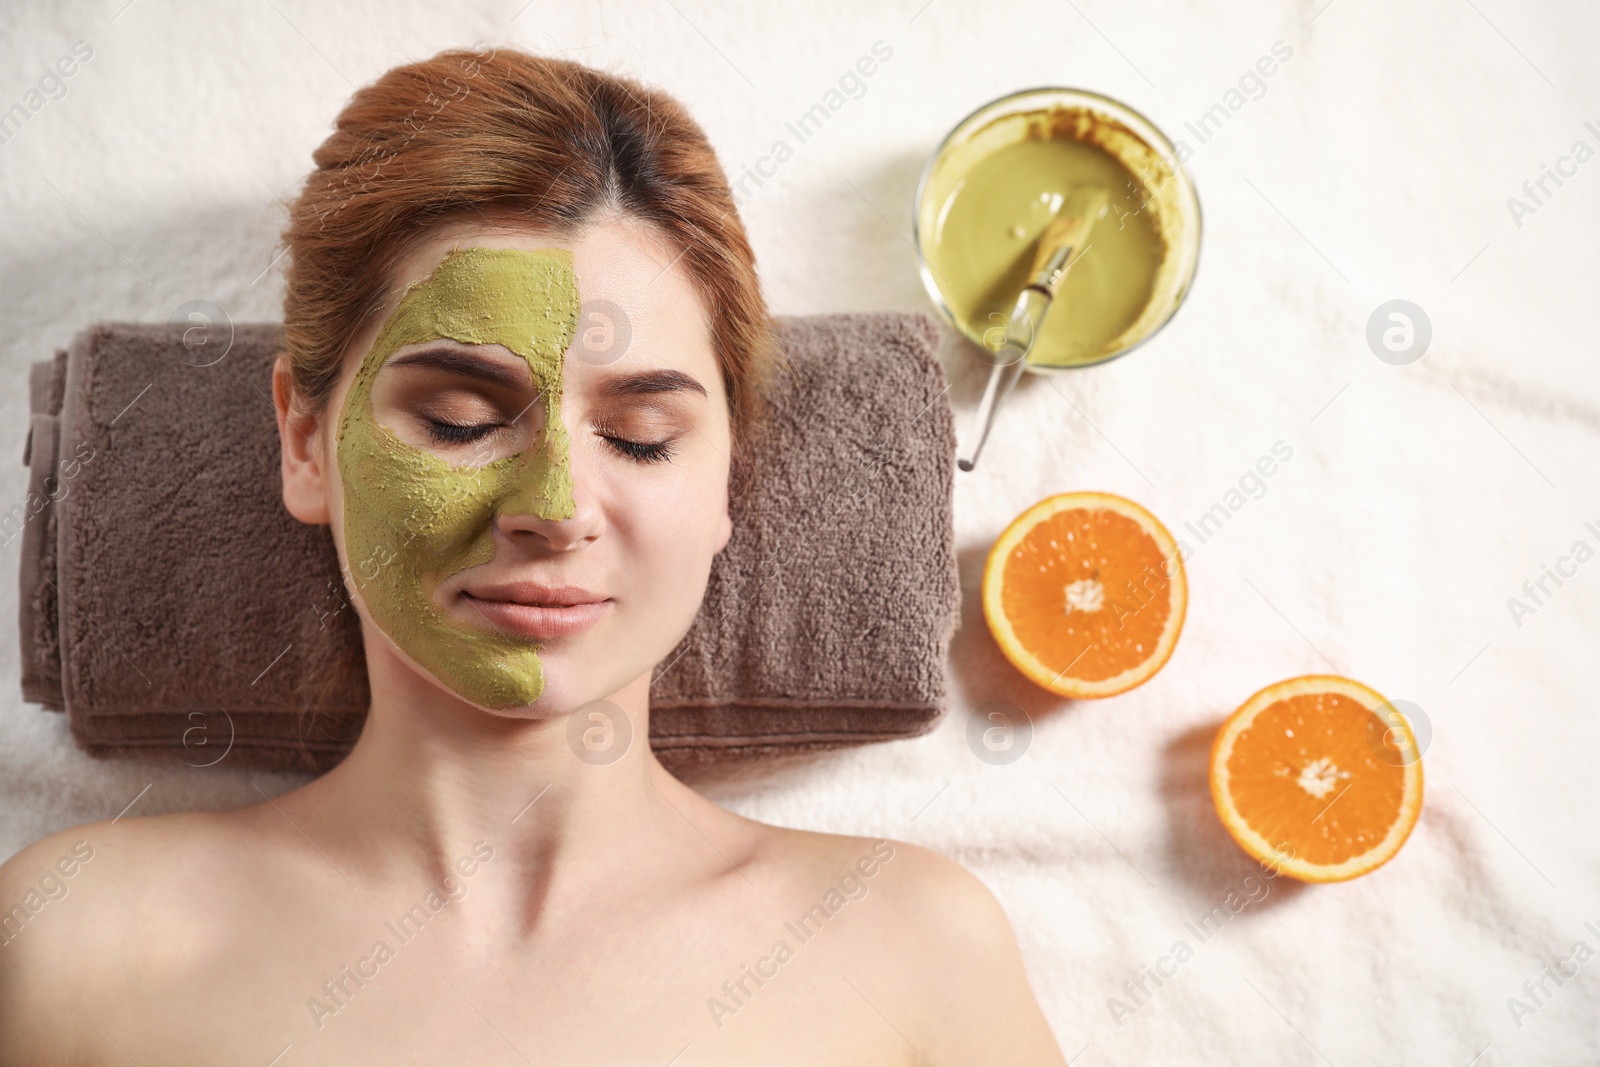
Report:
493,421,604,551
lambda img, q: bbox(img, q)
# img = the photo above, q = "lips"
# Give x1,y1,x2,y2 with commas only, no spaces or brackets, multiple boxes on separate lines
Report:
457,582,610,640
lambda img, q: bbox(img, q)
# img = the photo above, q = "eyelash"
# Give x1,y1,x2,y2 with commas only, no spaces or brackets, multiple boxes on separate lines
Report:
426,419,675,465
426,419,500,446
604,436,675,464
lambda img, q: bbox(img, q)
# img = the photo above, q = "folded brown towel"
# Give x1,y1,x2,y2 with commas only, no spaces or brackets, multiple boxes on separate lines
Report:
17,312,959,774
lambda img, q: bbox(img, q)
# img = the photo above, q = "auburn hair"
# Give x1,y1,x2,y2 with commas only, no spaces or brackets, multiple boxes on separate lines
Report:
275,45,784,468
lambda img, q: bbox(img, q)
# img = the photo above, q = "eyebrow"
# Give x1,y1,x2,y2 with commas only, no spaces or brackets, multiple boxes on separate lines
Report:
595,368,708,400
386,347,709,401
385,347,528,389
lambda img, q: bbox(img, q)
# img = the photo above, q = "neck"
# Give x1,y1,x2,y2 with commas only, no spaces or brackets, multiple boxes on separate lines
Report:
295,640,685,897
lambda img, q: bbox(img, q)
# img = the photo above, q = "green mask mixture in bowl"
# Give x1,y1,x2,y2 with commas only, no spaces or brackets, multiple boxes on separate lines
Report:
914,88,1201,370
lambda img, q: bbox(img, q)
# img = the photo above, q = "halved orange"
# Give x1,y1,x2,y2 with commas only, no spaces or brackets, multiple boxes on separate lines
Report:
1210,675,1424,882
982,492,1186,698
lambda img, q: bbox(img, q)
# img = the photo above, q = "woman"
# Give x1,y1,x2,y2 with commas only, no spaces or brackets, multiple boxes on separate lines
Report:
0,46,1065,1065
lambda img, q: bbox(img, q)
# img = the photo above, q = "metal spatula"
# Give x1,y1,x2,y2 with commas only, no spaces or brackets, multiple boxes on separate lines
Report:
957,186,1109,472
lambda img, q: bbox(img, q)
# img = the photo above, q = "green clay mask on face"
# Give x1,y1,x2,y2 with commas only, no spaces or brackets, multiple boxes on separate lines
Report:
335,246,580,709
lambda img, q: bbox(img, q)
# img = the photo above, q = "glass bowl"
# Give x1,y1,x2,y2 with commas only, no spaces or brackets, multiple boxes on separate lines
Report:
912,87,1202,373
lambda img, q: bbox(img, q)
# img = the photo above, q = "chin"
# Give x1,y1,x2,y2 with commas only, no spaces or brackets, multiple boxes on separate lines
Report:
468,695,573,722
470,646,644,721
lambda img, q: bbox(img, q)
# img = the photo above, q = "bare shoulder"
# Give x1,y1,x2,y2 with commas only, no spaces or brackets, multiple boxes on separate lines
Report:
0,807,257,937
748,826,1067,1065
748,824,1020,951
0,809,265,1063
0,822,108,1065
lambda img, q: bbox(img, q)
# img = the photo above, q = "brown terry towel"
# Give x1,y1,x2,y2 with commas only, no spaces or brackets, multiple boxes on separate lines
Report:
16,313,960,774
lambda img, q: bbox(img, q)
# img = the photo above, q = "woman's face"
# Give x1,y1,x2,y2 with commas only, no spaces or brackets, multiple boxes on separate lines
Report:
319,213,732,719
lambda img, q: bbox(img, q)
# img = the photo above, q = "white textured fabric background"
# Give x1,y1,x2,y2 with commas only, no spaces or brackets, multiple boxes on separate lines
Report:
3,1,1597,1063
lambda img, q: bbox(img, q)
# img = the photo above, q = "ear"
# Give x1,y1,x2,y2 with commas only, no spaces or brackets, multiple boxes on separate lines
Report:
273,353,332,525
713,504,732,554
